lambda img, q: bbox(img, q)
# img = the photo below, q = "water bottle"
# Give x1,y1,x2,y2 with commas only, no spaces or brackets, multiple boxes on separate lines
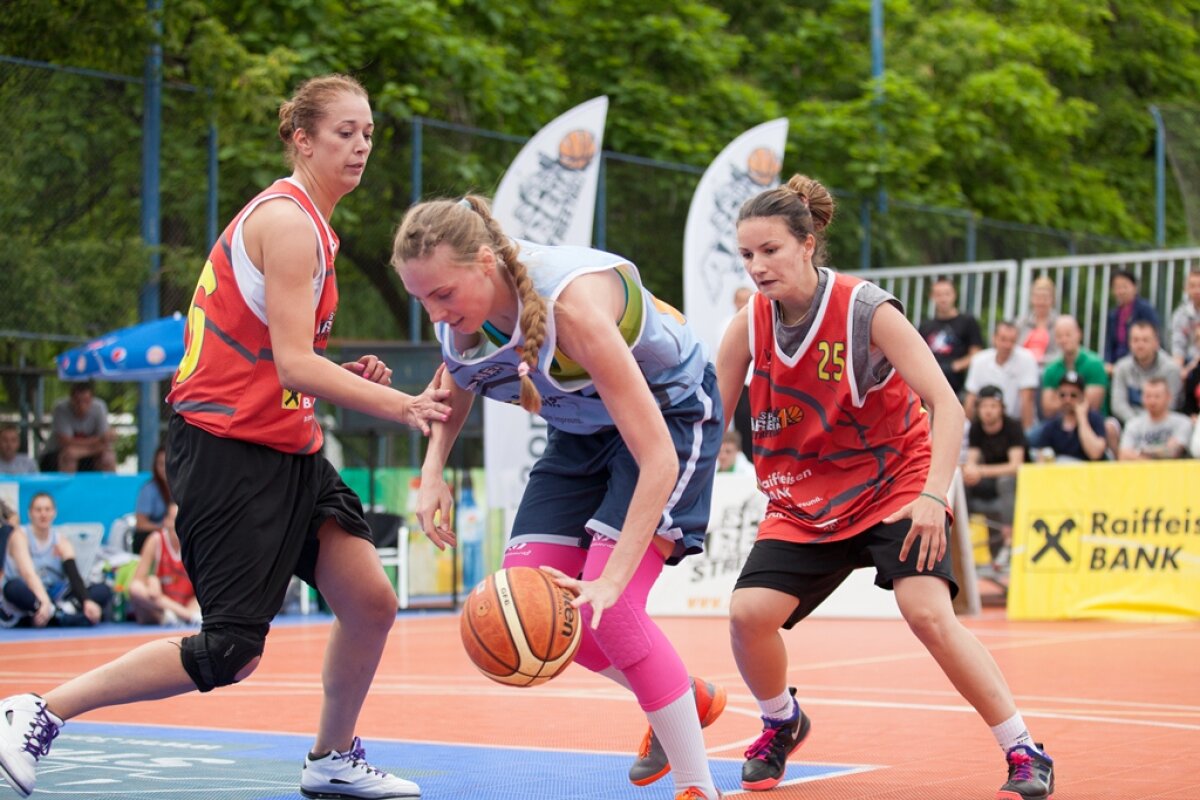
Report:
458,473,485,592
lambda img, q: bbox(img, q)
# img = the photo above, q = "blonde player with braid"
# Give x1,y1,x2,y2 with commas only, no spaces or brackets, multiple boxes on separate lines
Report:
393,195,727,800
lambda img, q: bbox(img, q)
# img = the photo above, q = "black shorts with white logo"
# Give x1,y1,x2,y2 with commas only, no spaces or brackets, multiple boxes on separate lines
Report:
734,517,959,629
165,413,372,628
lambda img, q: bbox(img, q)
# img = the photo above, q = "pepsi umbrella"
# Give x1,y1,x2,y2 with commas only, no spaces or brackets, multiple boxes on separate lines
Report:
56,313,186,382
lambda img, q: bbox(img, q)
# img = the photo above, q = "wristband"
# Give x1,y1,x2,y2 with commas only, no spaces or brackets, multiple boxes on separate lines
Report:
918,491,946,505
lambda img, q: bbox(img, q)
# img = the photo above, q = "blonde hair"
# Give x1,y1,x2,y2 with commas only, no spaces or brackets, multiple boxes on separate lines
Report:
277,74,368,167
392,195,547,413
737,174,836,267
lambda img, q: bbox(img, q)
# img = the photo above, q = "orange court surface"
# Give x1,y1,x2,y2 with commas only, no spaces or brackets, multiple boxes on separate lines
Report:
2,610,1198,799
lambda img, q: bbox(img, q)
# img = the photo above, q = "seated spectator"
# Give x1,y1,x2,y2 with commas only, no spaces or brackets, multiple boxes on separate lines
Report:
1117,377,1193,461
44,381,117,473
131,444,171,555
1030,371,1108,462
963,320,1039,430
128,503,200,626
1,492,112,627
1111,320,1181,426
716,429,754,476
1015,276,1061,368
1183,325,1200,418
1041,315,1110,419
962,386,1027,571
918,277,984,397
0,501,14,627
1105,269,1161,368
0,425,38,475
1169,266,1200,376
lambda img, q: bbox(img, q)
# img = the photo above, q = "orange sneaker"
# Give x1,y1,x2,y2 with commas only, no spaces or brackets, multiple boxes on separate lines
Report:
675,787,722,800
629,677,727,786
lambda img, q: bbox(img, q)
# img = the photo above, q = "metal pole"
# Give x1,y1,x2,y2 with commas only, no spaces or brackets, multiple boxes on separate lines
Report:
138,0,163,471
1149,105,1166,248
595,154,607,250
871,0,887,215
207,92,219,249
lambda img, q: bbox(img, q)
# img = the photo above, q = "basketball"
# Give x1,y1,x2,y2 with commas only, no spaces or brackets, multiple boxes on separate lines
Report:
460,566,582,687
557,129,597,171
747,146,782,186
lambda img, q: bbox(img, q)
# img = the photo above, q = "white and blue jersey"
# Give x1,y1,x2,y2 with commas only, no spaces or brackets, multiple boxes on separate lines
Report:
435,239,710,435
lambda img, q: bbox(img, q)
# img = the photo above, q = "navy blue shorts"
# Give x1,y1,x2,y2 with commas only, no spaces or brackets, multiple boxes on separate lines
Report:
509,365,722,565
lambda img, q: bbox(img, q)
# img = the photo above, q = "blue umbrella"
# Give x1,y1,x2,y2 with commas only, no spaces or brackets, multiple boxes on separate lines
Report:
56,313,186,382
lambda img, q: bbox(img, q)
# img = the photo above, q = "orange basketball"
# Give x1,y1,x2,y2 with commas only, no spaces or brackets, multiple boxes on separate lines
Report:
747,147,782,186
558,129,597,171
460,566,582,687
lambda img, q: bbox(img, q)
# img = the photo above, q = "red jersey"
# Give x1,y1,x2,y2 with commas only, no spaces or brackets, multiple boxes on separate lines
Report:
167,179,339,454
153,531,194,605
749,270,932,543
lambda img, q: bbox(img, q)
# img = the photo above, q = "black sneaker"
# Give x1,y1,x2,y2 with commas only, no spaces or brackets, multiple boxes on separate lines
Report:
741,688,810,791
997,743,1055,800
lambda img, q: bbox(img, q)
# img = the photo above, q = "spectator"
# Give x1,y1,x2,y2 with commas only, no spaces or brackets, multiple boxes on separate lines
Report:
131,445,171,555
1110,320,1181,425
716,429,754,476
1183,325,1200,418
0,425,38,475
1169,266,1200,376
962,386,1026,571
128,503,201,626
1117,377,1193,461
1015,276,1061,368
963,320,1039,430
918,277,984,396
1104,269,1161,367
1,492,111,627
1041,315,1110,418
1030,371,1108,462
46,381,117,473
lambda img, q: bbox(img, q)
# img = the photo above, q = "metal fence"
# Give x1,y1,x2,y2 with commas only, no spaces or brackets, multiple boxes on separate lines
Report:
0,55,1174,467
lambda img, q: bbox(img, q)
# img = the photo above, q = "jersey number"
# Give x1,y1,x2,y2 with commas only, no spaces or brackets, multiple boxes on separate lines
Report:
175,260,217,384
817,340,845,382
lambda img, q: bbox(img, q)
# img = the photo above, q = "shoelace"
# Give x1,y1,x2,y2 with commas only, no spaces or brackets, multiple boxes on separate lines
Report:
335,738,387,778
744,725,782,761
674,788,711,800
1007,750,1035,782
22,707,60,759
636,729,655,759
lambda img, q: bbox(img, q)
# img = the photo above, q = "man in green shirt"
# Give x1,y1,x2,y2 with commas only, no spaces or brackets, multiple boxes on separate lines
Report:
1041,315,1110,418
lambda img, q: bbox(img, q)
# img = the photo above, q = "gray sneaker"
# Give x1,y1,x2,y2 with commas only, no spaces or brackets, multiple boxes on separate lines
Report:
629,678,727,786
0,694,63,798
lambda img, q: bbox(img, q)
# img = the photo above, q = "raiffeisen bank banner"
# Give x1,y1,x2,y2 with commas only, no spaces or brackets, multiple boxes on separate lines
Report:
1008,460,1200,621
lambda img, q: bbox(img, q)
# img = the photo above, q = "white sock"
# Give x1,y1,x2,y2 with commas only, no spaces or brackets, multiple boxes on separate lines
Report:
598,666,633,691
758,688,795,722
991,712,1037,753
646,690,716,798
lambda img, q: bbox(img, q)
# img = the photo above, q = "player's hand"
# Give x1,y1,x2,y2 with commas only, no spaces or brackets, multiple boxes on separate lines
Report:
884,495,948,573
416,473,456,550
343,354,393,386
83,599,102,625
402,368,452,434
540,567,621,629
32,602,53,628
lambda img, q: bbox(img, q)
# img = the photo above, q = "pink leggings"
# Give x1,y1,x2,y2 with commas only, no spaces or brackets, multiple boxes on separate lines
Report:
502,537,690,712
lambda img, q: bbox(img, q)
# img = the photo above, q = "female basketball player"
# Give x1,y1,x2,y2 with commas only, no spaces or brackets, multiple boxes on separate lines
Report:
0,75,449,800
393,196,725,800
714,174,1054,800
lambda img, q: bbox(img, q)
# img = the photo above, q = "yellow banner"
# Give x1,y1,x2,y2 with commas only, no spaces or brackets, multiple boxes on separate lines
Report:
1008,460,1200,621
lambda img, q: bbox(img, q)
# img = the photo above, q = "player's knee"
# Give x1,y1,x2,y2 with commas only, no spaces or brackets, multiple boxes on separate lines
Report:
900,604,951,646
585,596,653,671
179,623,268,693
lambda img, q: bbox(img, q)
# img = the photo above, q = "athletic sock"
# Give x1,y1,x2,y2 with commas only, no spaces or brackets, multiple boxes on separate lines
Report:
646,689,717,798
758,688,796,722
991,711,1037,753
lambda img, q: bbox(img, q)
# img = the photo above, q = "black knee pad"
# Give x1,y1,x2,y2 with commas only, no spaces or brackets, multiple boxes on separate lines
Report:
179,623,267,693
